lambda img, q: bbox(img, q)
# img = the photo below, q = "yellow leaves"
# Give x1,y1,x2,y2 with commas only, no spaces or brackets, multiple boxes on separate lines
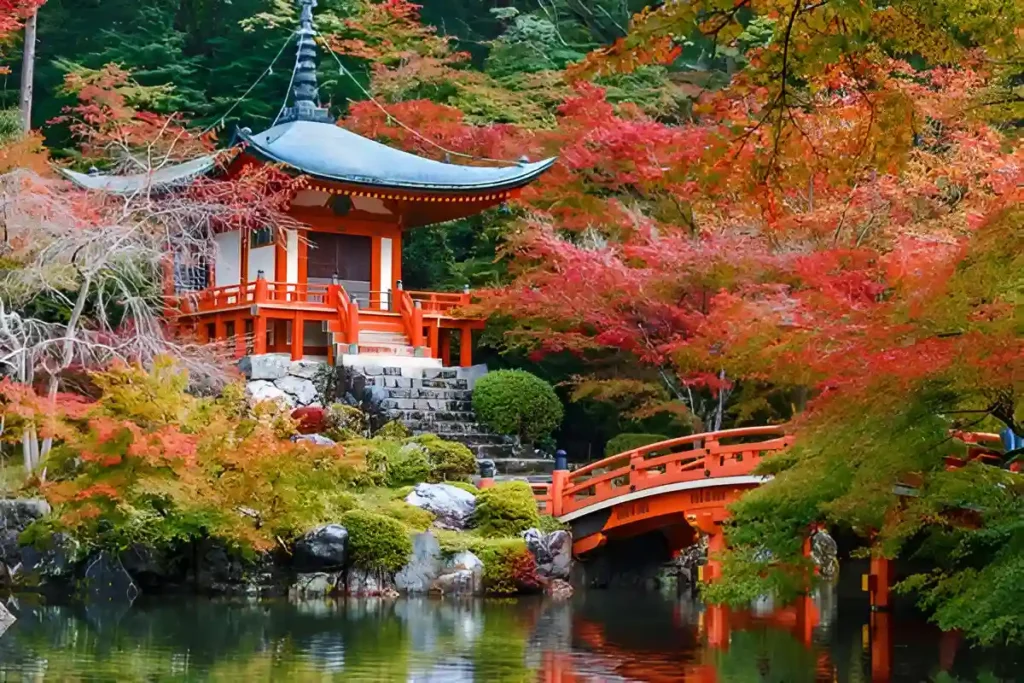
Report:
870,7,963,65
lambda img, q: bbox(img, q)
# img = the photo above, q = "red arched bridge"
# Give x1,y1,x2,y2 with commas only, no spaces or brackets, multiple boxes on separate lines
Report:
516,426,1011,598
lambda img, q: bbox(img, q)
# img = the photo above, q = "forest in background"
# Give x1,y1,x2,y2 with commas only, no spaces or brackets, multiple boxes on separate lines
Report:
1,0,1023,644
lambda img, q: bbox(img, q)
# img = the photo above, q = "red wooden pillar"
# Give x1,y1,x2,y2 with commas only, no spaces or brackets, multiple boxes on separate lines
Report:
428,319,440,358
214,314,227,342
867,556,891,611
440,330,452,367
459,326,473,367
253,315,267,355
702,527,726,584
291,312,305,361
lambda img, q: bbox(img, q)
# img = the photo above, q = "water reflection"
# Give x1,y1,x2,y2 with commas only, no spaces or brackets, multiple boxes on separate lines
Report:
0,590,1017,682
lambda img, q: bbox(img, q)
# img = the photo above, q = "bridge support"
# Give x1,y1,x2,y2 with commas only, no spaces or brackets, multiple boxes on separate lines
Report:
865,556,891,611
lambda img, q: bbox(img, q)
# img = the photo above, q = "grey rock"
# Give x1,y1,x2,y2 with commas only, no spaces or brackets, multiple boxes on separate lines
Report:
18,532,79,583
0,498,51,567
290,572,341,598
523,529,572,580
247,380,294,407
274,376,318,406
291,433,337,447
431,568,476,596
395,533,443,594
289,359,325,380
82,551,140,604
405,483,476,530
239,354,291,381
293,524,348,570
0,602,15,638
431,550,483,596
345,567,397,597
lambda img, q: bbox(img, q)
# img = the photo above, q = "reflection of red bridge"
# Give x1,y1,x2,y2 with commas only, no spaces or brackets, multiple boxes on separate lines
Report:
536,597,829,683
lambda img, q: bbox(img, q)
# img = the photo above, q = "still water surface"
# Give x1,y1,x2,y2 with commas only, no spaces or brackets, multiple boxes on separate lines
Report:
0,591,1017,682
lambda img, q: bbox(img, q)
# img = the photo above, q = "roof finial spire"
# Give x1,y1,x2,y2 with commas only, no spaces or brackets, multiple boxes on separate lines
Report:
279,0,334,124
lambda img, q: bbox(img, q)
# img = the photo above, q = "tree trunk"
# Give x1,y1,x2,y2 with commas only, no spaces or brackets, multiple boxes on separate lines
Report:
18,9,38,134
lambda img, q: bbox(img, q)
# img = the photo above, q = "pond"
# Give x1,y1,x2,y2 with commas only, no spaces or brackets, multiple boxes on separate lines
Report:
0,590,1017,682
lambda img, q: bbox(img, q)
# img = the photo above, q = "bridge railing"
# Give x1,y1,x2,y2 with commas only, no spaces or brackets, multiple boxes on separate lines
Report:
548,426,793,517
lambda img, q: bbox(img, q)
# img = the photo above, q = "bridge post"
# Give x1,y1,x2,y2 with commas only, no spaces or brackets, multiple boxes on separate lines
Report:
478,459,496,489
551,450,569,517
866,555,891,611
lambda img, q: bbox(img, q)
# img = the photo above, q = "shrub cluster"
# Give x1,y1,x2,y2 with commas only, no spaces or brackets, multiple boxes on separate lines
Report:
338,509,412,573
472,370,564,443
408,434,477,482
474,481,541,537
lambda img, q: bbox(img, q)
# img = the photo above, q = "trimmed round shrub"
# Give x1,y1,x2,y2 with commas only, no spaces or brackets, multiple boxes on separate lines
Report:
604,433,670,457
339,509,412,573
476,538,541,595
407,434,477,482
474,481,541,537
472,370,564,443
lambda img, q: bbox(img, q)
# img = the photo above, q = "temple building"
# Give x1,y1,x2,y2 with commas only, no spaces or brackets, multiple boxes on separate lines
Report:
61,0,554,373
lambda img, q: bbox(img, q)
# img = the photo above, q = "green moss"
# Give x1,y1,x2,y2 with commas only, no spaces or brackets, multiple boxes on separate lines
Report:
407,434,477,482
472,370,564,442
536,515,568,534
375,420,411,439
381,500,435,532
364,439,430,487
604,432,670,457
338,509,413,573
446,481,479,496
473,481,541,538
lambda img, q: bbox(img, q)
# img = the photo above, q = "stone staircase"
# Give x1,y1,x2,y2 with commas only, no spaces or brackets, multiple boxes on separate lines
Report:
346,364,522,460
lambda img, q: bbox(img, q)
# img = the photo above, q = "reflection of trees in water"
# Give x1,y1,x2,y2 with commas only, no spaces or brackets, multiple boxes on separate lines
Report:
0,597,547,681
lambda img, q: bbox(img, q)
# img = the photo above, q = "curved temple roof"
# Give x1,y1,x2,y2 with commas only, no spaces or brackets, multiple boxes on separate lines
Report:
59,156,218,195
238,121,556,193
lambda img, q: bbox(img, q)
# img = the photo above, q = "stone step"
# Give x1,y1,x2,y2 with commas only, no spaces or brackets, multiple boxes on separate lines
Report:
366,376,470,391
356,344,417,356
381,398,473,412
387,410,477,423
380,388,472,401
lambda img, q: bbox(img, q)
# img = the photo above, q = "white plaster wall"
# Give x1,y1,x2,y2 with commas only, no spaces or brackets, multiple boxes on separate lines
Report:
352,196,392,215
248,245,275,282
379,237,392,310
286,229,299,283
213,231,240,287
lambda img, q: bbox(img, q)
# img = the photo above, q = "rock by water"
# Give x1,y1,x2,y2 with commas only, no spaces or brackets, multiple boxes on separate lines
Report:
431,550,483,597
82,551,140,604
290,572,342,599
346,567,398,597
405,483,476,530
523,529,572,581
0,602,15,638
293,524,348,571
395,532,443,594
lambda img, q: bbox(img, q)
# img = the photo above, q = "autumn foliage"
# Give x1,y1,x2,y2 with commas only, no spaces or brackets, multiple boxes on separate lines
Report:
3,359,364,553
